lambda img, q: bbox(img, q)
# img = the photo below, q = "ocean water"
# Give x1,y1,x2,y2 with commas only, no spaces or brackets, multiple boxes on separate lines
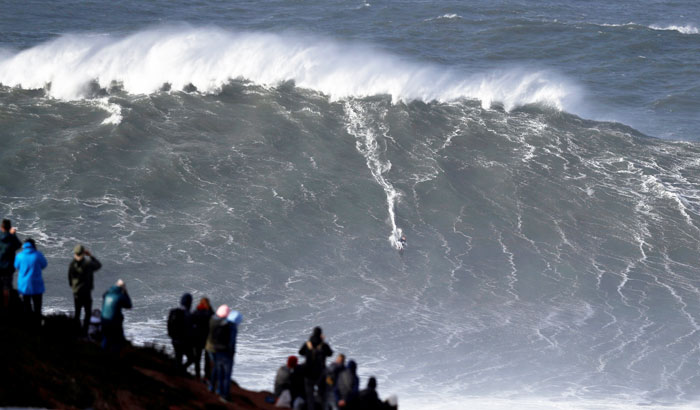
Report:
1,1,700,409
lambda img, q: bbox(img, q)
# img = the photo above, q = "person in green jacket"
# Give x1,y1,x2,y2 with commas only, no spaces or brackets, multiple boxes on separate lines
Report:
68,244,102,335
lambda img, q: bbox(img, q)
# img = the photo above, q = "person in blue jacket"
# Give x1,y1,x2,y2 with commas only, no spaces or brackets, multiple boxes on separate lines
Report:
14,238,48,320
101,279,132,352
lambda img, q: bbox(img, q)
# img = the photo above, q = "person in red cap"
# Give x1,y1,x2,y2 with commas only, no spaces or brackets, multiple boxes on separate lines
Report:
274,355,306,408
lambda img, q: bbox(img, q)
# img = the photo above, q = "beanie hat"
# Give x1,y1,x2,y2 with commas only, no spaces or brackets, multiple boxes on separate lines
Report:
74,244,85,255
180,293,192,310
287,355,298,368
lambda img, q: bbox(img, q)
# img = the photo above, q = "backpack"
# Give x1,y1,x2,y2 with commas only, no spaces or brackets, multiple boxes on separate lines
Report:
211,319,231,348
167,307,187,340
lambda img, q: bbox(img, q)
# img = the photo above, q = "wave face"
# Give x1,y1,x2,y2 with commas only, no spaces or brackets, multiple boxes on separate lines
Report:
0,27,579,113
3,81,700,409
2,1,700,409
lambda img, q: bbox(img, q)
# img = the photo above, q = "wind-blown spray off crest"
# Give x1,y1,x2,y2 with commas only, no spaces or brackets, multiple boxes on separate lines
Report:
0,26,579,111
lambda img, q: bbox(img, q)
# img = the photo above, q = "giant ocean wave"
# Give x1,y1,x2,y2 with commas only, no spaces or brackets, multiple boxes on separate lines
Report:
0,26,580,112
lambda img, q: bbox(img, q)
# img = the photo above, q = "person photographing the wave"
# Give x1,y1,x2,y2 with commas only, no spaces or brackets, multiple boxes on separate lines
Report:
101,279,132,352
299,326,333,410
68,244,102,335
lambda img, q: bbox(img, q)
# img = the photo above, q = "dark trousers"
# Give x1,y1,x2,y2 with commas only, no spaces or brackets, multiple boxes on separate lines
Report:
21,294,42,317
173,340,195,374
0,269,13,312
102,319,125,353
304,375,326,410
209,351,233,400
73,292,92,334
194,345,211,380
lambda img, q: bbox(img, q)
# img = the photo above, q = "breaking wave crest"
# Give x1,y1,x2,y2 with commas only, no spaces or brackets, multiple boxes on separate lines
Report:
0,26,580,112
649,24,699,34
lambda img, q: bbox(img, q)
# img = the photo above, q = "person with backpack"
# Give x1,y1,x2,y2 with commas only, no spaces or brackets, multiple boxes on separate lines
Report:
191,297,214,381
0,219,21,314
101,279,132,352
205,304,239,401
68,244,102,335
168,293,195,375
14,238,47,322
298,326,333,410
335,360,359,409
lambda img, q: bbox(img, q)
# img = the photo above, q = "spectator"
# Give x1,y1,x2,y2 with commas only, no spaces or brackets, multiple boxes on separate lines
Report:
0,219,21,313
225,309,242,392
168,293,195,374
325,354,346,410
191,297,214,381
206,304,237,401
298,326,333,410
101,279,132,352
274,355,305,409
14,238,47,322
358,377,387,410
335,360,359,409
68,244,102,335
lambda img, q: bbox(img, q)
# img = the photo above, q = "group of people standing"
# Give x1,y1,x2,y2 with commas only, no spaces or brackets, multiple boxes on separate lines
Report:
0,219,46,320
167,292,243,402
0,218,132,351
274,326,397,410
3,217,397,408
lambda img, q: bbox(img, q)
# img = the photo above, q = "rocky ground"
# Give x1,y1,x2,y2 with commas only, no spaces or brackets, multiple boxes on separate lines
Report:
0,313,276,410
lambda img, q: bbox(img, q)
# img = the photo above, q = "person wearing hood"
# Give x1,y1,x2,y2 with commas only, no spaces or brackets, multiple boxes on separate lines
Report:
168,292,194,374
68,244,102,334
335,360,359,409
191,297,214,381
0,219,21,313
205,304,240,401
101,279,132,352
357,377,387,410
14,238,47,321
298,326,333,410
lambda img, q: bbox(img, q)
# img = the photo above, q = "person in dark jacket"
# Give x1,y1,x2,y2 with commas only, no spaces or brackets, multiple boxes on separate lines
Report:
325,353,346,410
357,377,384,410
101,279,132,352
0,219,21,313
274,355,306,409
191,297,214,381
168,292,195,374
205,304,236,401
298,326,333,410
335,360,359,409
68,244,102,334
14,238,47,321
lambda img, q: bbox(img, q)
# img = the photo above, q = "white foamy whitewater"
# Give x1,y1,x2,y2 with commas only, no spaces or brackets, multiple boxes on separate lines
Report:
0,26,580,112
